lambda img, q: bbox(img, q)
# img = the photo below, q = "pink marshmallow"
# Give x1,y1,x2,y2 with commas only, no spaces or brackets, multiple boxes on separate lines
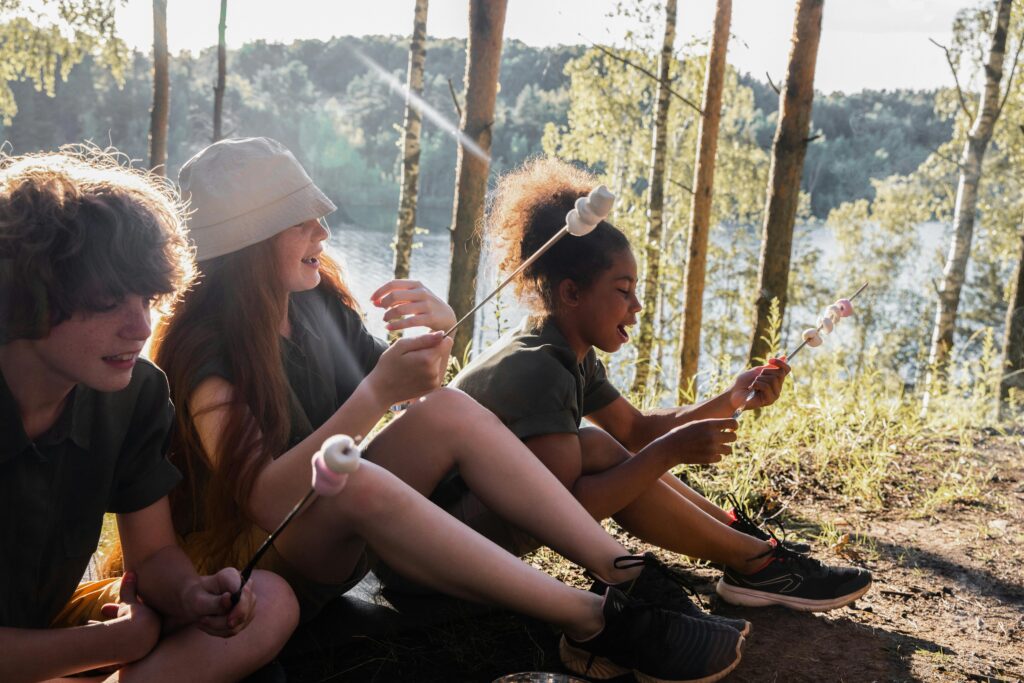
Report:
836,298,853,317
311,451,349,496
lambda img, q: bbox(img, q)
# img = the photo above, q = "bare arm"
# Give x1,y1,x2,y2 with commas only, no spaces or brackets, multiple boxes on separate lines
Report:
190,330,452,533
0,616,158,682
120,498,255,637
589,358,791,451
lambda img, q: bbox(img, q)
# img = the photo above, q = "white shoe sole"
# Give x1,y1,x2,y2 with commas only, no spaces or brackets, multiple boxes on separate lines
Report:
560,634,745,683
715,577,872,612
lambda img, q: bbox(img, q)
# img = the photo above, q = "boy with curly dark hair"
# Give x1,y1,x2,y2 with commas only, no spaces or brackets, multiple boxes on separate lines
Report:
0,147,298,682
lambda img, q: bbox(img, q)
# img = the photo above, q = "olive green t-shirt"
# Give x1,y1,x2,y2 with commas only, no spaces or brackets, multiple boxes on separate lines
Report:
451,317,621,439
0,360,181,628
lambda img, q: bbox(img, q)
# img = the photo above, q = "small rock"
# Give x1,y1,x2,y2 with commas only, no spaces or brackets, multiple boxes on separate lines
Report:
989,519,1009,531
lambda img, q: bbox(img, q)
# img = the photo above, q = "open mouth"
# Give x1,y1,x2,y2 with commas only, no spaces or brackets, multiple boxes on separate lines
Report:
301,256,320,266
617,324,629,342
102,352,138,367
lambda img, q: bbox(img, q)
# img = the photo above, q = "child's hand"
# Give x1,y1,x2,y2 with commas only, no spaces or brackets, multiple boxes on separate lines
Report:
662,417,738,464
369,331,453,405
184,567,256,638
98,571,161,664
372,279,457,333
730,357,791,410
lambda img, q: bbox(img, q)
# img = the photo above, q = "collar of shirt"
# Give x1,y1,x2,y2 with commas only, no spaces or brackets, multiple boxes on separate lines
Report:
0,370,92,464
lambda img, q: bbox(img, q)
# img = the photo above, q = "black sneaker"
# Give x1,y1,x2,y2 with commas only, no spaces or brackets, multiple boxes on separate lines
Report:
591,553,751,637
726,494,811,554
716,541,872,611
560,587,744,683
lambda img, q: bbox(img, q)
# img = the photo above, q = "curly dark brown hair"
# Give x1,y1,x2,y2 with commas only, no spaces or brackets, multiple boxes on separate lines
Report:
0,145,194,343
487,156,630,315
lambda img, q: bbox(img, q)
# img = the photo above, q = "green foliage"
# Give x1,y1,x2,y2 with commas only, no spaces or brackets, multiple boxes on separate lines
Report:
0,0,127,123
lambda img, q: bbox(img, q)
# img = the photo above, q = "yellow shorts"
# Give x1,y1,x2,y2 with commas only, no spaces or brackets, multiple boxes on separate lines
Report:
49,577,123,628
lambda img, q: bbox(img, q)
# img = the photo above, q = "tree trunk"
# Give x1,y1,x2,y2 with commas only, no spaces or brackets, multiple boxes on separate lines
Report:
149,0,169,174
677,0,731,401
999,226,1024,417
924,0,1013,410
393,0,429,285
447,0,507,361
747,0,823,366
212,0,227,142
631,0,677,395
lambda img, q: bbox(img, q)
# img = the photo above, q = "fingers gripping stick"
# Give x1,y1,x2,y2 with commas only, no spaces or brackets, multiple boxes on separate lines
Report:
733,283,867,419
231,435,361,604
444,185,616,337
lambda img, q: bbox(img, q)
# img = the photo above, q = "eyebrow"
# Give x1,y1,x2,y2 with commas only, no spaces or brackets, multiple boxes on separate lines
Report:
614,275,636,283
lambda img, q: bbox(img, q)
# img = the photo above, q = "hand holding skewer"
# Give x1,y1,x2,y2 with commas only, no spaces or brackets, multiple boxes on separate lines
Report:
732,282,868,419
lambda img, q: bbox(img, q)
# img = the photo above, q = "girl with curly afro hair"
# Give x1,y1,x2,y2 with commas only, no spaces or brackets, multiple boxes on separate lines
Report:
451,157,873,614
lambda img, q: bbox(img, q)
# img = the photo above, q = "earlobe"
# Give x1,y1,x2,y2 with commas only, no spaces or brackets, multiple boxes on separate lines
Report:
558,279,580,308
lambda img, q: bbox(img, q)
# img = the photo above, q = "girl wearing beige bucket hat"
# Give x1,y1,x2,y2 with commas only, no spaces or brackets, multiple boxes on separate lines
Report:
154,137,745,682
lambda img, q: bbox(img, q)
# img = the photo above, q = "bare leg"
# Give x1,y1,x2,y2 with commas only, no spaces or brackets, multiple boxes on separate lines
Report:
114,571,297,683
578,428,771,573
364,388,639,584
272,460,605,639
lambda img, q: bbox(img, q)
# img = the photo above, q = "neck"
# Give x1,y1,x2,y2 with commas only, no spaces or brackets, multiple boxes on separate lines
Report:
0,342,76,439
549,313,590,363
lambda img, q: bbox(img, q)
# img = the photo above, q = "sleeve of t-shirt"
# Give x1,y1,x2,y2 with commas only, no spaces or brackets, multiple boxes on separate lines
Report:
497,354,580,440
582,353,621,415
109,364,183,514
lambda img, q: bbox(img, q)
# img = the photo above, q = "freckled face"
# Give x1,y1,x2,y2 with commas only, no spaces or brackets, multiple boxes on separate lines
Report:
31,294,153,392
575,249,642,353
273,219,329,293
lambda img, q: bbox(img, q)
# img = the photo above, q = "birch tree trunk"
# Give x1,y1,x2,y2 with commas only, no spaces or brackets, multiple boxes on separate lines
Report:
149,0,169,174
393,0,429,284
212,0,227,142
447,0,507,362
631,0,677,395
999,226,1024,417
924,0,1013,410
678,0,731,401
747,0,823,366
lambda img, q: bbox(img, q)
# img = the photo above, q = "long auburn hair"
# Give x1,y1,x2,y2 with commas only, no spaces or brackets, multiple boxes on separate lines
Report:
152,236,356,570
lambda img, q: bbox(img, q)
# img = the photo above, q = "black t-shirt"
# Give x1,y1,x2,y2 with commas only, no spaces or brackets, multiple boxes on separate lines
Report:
451,316,621,439
0,360,181,628
190,286,386,463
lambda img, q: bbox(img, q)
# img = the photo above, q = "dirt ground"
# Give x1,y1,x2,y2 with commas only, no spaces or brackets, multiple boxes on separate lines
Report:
280,434,1024,682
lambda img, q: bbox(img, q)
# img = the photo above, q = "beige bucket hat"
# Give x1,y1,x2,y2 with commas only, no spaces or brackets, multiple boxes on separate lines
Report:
179,137,336,261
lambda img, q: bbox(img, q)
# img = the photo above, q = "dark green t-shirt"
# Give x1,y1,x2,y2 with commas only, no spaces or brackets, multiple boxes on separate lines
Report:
0,359,181,628
451,317,621,439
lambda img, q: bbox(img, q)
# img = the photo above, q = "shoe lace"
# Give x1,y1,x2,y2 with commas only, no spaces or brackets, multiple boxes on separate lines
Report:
727,492,798,549
613,553,707,609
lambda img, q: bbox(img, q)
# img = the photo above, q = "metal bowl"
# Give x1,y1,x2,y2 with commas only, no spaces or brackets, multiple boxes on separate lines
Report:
492,673,590,683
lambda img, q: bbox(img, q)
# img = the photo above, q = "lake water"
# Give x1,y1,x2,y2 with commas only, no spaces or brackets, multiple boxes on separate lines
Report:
327,220,949,353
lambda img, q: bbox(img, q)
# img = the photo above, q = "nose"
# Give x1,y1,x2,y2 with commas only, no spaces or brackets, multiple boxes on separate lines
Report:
630,292,642,314
120,295,152,342
311,218,329,242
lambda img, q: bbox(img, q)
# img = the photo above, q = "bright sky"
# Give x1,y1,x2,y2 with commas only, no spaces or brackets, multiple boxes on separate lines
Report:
111,0,972,94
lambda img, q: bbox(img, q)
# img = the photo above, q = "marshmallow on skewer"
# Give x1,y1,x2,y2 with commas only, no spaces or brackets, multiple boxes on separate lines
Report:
311,435,361,496
835,298,854,317
825,304,842,324
817,316,834,334
566,186,615,236
802,328,823,347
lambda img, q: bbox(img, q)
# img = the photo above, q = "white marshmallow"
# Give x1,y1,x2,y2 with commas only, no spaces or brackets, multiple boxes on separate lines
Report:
802,328,823,347
818,316,834,334
321,434,361,474
825,305,842,324
566,185,616,236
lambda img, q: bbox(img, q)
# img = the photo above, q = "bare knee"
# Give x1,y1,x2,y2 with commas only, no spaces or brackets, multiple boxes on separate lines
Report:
248,570,299,649
579,426,631,474
405,387,498,431
329,461,419,525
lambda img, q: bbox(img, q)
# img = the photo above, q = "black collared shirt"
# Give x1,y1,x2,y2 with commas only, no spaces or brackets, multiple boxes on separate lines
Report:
451,316,621,440
0,359,181,628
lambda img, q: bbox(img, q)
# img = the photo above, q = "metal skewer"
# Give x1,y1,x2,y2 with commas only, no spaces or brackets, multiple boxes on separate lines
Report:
732,282,869,419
